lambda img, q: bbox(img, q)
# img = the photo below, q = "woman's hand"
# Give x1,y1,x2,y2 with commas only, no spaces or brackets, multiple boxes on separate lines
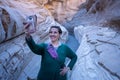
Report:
24,23,31,37
60,67,70,76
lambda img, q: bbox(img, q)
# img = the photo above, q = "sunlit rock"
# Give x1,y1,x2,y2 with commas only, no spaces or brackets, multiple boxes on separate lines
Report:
45,0,85,22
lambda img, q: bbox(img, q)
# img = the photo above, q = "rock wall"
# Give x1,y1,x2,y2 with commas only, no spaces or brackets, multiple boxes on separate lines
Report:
0,0,70,80
0,6,24,43
45,0,85,23
63,0,120,80
0,0,120,80
0,0,51,43
0,0,85,43
71,25,120,80
71,0,120,80
62,0,120,32
0,18,68,80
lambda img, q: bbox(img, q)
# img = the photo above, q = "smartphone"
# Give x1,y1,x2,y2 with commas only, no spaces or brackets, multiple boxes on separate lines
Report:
23,15,37,33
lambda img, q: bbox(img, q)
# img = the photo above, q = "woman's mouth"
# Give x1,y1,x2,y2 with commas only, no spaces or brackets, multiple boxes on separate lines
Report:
50,36,56,38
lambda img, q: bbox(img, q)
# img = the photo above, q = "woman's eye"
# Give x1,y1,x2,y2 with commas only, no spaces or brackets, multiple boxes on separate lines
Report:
54,32,57,33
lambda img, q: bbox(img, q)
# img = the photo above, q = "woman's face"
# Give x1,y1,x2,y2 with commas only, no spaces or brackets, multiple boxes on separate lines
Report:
49,28,60,42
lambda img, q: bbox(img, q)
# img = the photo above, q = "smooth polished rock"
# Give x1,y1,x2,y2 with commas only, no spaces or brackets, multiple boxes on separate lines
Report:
71,25,120,80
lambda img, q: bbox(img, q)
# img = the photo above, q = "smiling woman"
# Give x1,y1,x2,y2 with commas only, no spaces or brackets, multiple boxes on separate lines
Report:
49,26,62,43
24,24,77,80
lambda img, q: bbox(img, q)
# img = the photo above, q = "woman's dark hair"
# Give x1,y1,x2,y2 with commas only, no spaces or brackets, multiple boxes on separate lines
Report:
49,26,62,34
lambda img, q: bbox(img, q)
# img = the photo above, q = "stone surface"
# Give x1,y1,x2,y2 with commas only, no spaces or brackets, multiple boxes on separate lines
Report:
45,0,85,22
0,0,120,80
71,25,120,80
0,1,69,79
0,0,85,43
0,23,68,80
17,55,41,80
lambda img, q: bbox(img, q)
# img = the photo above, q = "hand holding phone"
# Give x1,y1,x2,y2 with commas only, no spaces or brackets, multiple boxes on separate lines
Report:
23,15,37,34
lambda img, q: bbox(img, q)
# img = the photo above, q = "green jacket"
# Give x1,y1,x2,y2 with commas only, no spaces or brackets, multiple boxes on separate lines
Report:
26,36,77,80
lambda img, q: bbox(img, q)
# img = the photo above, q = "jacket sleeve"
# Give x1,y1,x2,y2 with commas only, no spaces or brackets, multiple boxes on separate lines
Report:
66,45,77,70
25,36,45,55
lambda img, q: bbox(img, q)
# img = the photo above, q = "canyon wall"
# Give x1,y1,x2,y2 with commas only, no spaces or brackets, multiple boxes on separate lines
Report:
0,0,84,80
69,0,120,80
0,0,120,80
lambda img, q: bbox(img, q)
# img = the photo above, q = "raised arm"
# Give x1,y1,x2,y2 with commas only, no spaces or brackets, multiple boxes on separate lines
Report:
25,35,45,55
24,23,45,55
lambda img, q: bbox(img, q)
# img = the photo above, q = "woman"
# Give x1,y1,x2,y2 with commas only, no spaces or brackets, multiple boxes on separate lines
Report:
25,24,77,80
